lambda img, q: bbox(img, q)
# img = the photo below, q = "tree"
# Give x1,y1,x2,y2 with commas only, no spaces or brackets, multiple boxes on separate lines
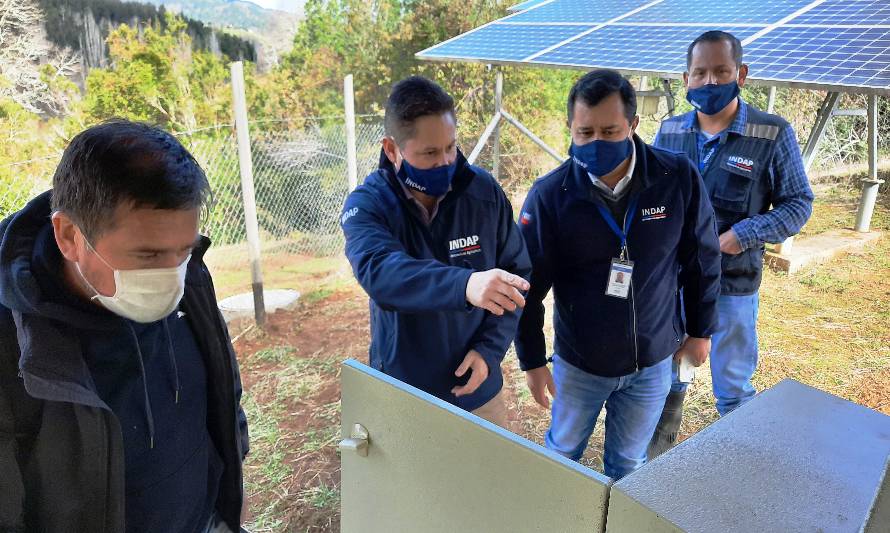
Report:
0,0,82,115
83,14,233,131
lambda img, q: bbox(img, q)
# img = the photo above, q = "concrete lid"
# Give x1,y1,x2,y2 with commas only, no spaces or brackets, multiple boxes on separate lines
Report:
614,379,890,532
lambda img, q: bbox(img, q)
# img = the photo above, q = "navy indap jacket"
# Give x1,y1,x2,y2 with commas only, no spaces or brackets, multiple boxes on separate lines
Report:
341,150,531,411
516,136,722,377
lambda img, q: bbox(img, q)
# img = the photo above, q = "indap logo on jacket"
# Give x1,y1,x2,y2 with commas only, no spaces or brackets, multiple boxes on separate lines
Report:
641,205,668,222
448,235,481,258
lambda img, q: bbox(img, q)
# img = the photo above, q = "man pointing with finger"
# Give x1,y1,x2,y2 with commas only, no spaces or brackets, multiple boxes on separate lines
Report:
516,70,721,479
341,76,531,426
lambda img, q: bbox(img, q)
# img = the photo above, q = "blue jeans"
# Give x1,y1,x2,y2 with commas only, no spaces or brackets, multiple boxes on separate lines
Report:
546,355,672,479
671,293,759,416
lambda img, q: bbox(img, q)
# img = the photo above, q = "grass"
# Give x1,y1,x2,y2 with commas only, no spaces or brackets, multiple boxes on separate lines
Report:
226,171,889,530
206,250,346,300
299,483,340,510
299,426,340,454
241,393,292,531
253,346,296,363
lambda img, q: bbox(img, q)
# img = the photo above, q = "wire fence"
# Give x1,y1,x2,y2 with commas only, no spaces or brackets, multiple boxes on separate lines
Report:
0,115,386,266
177,115,384,258
2,92,888,272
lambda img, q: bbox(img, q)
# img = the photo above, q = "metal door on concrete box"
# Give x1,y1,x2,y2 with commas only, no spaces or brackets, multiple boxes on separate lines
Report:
339,359,611,533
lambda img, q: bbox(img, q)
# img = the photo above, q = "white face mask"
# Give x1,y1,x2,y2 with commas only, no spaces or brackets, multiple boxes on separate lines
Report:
75,237,190,323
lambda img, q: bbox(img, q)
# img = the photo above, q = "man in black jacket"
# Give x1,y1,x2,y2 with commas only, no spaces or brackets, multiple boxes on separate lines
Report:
0,120,249,532
516,70,721,479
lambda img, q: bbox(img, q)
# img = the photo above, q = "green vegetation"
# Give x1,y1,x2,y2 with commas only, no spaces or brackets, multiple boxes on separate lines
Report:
38,0,256,63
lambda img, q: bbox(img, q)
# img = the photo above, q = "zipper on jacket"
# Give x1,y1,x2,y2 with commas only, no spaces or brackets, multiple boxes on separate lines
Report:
622,207,640,373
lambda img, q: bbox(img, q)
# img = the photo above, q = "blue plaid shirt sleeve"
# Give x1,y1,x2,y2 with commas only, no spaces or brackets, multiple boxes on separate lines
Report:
732,124,815,250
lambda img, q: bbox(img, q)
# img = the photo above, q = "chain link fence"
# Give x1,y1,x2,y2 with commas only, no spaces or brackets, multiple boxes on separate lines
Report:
0,114,385,269
1,92,887,271
182,115,384,257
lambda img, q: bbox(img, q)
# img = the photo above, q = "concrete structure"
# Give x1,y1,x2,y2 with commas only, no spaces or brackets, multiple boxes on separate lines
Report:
765,229,883,274
218,289,299,324
608,380,890,533
864,456,890,532
341,363,890,533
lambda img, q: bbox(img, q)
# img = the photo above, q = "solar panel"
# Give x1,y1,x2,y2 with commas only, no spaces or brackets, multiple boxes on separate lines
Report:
745,25,890,88
507,0,652,24
532,25,763,72
422,23,593,62
622,0,814,24
507,0,552,12
415,0,890,94
784,0,890,26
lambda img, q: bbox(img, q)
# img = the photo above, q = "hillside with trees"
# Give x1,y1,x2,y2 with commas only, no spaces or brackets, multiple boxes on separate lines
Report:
2,0,886,212
38,0,256,70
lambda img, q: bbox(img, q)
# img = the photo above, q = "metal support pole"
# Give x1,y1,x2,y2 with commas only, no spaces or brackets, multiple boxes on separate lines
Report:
468,112,502,165
492,70,503,180
662,79,675,117
230,61,266,327
500,110,564,164
855,94,884,232
767,86,777,113
344,74,358,192
802,92,840,172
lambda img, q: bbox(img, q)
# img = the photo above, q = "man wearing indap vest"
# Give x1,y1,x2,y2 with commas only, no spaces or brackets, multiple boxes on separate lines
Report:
516,70,722,479
340,76,531,427
649,31,814,459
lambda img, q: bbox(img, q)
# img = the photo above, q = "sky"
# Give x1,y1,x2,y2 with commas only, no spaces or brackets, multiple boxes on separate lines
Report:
247,0,301,13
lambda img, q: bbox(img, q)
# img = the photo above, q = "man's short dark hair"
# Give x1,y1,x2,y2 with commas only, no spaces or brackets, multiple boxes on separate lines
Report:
51,119,211,240
567,69,637,124
384,76,456,146
687,31,744,69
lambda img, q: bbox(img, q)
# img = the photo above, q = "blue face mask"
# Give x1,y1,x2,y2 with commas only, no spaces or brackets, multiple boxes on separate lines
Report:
686,81,740,115
396,157,456,198
570,138,633,177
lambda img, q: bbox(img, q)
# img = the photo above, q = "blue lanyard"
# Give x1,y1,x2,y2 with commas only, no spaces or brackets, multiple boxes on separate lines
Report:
700,139,720,173
595,195,639,255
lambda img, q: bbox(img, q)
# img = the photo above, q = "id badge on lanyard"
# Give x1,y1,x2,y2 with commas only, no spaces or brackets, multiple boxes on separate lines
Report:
607,257,634,299
595,196,639,300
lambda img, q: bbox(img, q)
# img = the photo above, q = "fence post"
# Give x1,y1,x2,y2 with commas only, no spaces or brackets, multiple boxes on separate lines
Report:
855,93,884,232
767,86,777,113
493,69,503,180
345,74,359,192
230,61,266,327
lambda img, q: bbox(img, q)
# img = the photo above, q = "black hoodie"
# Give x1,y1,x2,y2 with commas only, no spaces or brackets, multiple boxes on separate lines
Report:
0,191,249,532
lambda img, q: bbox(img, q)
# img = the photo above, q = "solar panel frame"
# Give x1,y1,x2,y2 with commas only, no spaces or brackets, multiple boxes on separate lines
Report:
415,0,890,95
530,24,765,71
507,0,555,12
417,22,595,62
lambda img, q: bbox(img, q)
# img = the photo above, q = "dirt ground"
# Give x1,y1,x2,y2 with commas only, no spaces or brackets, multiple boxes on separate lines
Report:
217,175,890,532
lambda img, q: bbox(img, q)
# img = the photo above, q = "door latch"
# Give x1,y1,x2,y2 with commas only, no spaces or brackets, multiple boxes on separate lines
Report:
339,423,370,457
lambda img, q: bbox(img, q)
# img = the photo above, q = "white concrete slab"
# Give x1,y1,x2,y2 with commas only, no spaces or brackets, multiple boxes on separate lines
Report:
218,289,300,323
765,229,882,274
